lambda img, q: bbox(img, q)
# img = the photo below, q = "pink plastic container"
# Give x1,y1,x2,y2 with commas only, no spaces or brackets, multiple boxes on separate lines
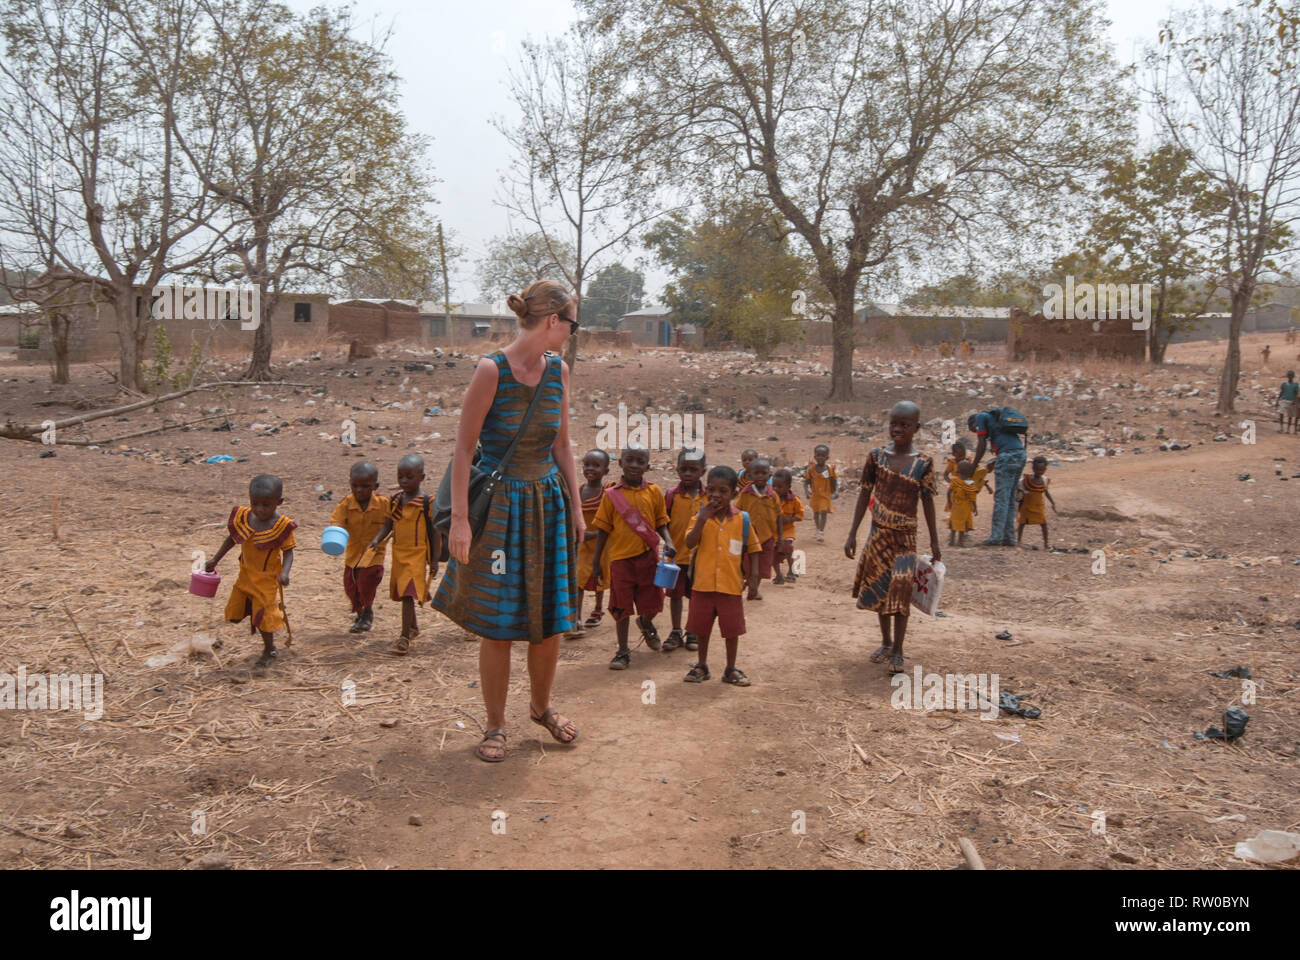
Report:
189,570,221,597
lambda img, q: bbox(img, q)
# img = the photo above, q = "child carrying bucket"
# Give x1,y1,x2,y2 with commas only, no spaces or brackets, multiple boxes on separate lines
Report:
203,474,297,671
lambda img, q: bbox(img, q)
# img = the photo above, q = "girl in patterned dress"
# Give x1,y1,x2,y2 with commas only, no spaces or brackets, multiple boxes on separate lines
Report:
844,402,942,674
434,280,582,762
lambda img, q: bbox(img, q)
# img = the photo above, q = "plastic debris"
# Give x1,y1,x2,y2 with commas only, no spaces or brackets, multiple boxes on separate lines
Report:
145,634,221,668
203,455,234,464
1194,706,1250,741
1234,830,1300,864
1207,666,1252,680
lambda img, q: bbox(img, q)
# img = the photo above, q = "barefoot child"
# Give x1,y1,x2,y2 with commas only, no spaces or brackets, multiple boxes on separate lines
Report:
803,444,837,543
572,449,612,638
844,401,942,674
205,474,296,669
1278,370,1298,433
737,457,780,600
368,453,441,655
664,447,707,653
1016,456,1058,548
588,444,676,670
330,461,390,633
682,466,762,686
948,459,987,547
772,468,804,584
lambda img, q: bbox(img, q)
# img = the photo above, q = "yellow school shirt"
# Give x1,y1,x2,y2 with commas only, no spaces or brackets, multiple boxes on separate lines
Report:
779,493,805,540
666,484,708,567
592,481,669,563
691,507,763,595
737,483,781,543
329,493,391,566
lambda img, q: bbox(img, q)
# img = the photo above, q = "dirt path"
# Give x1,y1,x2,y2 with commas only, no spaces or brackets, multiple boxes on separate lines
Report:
1,340,1297,869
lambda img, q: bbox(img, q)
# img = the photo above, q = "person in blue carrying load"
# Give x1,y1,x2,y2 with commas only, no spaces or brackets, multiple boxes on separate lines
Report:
967,406,1029,546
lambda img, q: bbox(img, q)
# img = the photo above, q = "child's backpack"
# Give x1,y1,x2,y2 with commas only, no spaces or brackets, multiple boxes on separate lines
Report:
989,406,1028,436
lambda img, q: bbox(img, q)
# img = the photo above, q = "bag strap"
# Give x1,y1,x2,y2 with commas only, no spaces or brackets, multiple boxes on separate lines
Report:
421,493,434,567
488,353,552,479
740,510,751,577
605,485,661,551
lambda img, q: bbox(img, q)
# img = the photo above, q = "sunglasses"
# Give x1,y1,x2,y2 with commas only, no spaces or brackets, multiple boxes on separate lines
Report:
557,312,579,335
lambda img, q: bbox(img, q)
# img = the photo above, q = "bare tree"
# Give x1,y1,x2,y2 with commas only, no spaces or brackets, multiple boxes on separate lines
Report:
1150,2,1300,414
580,0,1127,399
0,0,227,391
495,26,666,365
476,232,575,302
167,0,439,379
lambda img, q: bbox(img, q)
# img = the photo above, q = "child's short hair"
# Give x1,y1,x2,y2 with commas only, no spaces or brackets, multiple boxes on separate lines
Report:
1289,369,1296,378
584,448,611,466
741,449,757,459
952,439,967,452
677,447,706,466
957,460,975,477
813,444,830,456
707,465,739,490
397,453,425,472
250,474,282,498
1032,455,1048,466
350,460,378,480
621,443,649,459
772,467,793,484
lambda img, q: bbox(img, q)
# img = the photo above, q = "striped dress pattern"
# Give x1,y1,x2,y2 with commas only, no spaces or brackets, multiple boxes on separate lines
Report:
432,351,577,641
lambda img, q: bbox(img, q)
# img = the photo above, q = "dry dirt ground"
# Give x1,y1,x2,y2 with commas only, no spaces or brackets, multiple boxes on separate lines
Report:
1,332,1297,870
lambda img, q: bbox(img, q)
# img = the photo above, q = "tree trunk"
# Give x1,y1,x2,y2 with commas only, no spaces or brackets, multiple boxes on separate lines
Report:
245,291,274,381
50,313,70,384
1216,288,1250,415
116,288,146,392
1149,322,1167,365
564,285,581,368
828,294,856,401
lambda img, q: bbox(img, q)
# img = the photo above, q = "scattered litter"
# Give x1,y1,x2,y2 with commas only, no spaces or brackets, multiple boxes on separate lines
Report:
996,692,1041,719
1194,706,1250,742
1203,814,1246,824
1207,666,1252,680
993,732,1021,744
39,450,55,458
1234,830,1300,864
995,630,1013,640
203,455,234,464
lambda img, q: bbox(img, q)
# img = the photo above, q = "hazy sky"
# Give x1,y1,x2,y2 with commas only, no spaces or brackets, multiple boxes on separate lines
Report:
284,0,1185,304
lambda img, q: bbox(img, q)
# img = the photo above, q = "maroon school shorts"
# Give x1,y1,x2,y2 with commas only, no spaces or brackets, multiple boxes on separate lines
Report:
608,550,664,622
666,561,692,600
774,537,795,560
343,564,384,614
755,537,776,579
686,590,746,640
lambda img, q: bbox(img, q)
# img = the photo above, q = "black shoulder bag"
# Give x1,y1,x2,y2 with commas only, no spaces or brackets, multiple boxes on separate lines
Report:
431,356,551,560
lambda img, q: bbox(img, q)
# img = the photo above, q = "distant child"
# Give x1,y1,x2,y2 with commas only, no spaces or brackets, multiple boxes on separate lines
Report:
682,466,762,686
1278,370,1298,433
947,459,987,547
803,444,837,543
771,468,804,584
1016,456,1058,548
588,444,675,669
572,449,613,638
329,461,390,633
737,457,780,600
943,440,970,513
205,474,296,670
844,401,941,674
663,447,708,652
1261,344,1272,365
368,453,440,655
738,449,758,484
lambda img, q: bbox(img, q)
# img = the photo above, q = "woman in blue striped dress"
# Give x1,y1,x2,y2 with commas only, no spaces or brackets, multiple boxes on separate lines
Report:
433,280,583,762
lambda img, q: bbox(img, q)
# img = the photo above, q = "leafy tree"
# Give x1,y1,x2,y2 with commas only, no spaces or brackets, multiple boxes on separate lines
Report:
584,263,644,328
646,201,805,357
476,232,574,303
580,0,1128,399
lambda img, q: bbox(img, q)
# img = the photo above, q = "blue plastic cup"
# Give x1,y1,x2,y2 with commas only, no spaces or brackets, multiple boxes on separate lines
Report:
654,560,680,590
321,525,349,556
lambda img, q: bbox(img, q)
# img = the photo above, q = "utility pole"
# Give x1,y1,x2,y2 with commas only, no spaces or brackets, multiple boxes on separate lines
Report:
437,222,452,349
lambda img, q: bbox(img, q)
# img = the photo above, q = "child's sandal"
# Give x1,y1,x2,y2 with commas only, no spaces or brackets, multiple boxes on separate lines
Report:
662,629,683,652
636,616,661,650
584,610,605,629
390,634,412,656
722,666,751,686
684,663,710,683
609,649,631,670
684,633,700,651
